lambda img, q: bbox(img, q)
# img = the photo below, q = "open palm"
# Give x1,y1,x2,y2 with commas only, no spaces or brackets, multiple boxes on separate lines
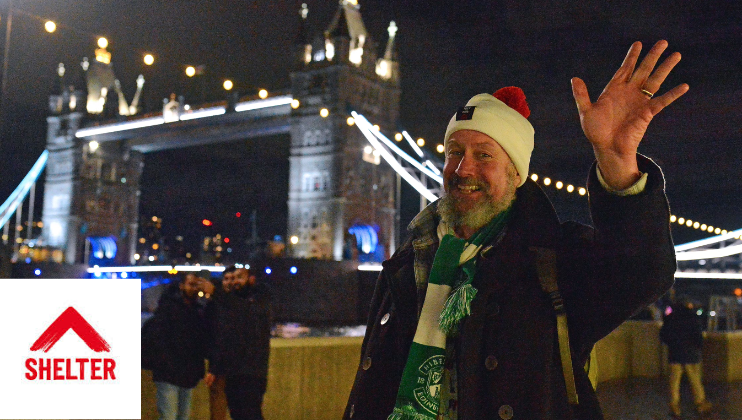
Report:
571,40,689,189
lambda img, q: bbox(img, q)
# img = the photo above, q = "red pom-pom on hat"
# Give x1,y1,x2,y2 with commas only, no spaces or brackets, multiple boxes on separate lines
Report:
492,86,530,119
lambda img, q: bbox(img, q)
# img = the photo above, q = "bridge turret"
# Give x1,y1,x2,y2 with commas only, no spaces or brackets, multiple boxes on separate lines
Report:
375,21,399,84
295,3,313,67
42,81,143,266
288,0,401,261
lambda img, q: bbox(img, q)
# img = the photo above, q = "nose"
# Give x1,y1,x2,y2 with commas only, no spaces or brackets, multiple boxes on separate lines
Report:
454,154,476,178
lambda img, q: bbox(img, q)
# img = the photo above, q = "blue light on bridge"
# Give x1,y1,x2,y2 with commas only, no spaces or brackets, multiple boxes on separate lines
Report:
348,224,379,254
34,269,41,276
290,266,298,275
265,267,272,275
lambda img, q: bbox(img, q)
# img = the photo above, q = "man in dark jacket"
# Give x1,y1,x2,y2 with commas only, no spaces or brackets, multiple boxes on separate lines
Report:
344,40,685,420
202,265,272,420
660,297,713,418
142,273,208,420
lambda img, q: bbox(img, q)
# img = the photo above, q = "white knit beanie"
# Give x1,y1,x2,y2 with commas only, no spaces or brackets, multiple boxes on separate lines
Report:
444,87,534,187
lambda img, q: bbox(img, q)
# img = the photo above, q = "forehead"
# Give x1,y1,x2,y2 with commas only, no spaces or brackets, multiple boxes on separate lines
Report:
235,268,249,276
447,130,501,150
184,274,199,283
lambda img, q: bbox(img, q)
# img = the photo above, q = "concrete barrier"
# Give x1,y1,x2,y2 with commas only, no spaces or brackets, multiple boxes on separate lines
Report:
594,320,668,383
142,336,363,420
701,330,742,382
594,321,742,384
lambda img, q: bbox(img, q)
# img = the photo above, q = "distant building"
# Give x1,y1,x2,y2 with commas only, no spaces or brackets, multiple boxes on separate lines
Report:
135,216,167,264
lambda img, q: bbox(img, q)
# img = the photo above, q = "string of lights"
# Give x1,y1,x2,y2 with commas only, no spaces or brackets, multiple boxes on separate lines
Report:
526,172,738,238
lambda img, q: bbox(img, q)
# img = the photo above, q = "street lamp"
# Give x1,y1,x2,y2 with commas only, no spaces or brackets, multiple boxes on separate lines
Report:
44,21,56,33
97,37,108,49
143,54,154,66
223,80,233,91
185,66,196,77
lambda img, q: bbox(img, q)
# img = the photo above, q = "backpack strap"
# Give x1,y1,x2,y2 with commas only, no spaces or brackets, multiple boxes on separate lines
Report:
530,246,579,405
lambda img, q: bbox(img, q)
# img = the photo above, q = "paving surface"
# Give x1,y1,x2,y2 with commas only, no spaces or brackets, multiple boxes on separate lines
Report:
597,378,742,420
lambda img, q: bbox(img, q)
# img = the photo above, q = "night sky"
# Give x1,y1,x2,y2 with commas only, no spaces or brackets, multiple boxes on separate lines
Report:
1,1,741,254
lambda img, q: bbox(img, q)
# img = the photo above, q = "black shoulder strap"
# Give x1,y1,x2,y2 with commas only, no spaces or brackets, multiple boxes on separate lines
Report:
530,246,579,405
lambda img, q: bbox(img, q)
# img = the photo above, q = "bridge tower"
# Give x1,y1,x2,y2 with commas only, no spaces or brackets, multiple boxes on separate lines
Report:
41,90,143,265
288,1,400,261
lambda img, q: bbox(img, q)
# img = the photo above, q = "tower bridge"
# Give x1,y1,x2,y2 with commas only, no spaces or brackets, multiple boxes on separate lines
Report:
29,1,402,266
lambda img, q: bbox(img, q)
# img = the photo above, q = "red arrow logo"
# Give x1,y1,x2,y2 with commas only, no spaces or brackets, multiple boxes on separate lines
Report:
30,307,111,353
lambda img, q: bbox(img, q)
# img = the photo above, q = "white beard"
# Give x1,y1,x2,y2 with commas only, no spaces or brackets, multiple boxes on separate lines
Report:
438,165,517,233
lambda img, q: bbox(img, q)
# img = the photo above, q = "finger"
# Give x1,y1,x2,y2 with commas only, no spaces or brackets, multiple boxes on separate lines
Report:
571,77,592,116
644,52,682,94
631,40,668,84
610,42,642,84
648,83,690,116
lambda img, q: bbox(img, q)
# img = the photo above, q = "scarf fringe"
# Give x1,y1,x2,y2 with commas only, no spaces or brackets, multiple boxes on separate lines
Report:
388,405,437,420
439,283,477,335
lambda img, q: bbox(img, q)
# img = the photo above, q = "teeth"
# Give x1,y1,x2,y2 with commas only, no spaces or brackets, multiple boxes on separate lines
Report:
457,185,479,193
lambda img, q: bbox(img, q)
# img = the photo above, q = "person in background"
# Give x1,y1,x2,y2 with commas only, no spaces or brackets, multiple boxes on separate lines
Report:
203,265,272,420
142,272,208,420
660,296,713,418
205,267,234,420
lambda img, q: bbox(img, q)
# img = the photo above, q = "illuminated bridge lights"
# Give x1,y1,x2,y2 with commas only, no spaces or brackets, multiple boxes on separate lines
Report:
0,151,48,228
351,112,439,202
87,265,226,275
75,95,294,138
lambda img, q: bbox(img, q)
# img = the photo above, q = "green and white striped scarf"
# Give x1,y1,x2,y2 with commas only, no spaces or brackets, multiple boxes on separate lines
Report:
388,208,511,420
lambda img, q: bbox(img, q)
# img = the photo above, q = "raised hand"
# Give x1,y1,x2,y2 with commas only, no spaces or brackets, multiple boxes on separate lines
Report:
571,40,689,189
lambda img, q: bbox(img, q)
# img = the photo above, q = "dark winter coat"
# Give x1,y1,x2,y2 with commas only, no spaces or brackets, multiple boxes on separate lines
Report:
207,282,272,379
343,157,676,420
142,283,208,388
660,306,704,364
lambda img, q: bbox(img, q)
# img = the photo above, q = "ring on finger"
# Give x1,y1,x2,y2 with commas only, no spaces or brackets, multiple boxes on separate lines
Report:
640,88,654,99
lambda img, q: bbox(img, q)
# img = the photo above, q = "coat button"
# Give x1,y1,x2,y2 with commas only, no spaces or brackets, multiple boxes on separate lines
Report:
349,404,355,418
362,356,372,370
498,404,513,419
381,313,390,325
485,355,498,370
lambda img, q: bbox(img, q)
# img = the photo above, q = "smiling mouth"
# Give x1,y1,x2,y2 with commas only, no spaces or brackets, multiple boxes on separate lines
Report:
456,185,481,194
